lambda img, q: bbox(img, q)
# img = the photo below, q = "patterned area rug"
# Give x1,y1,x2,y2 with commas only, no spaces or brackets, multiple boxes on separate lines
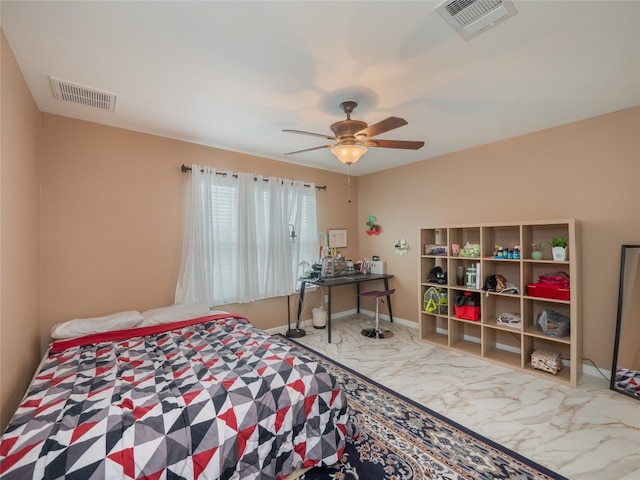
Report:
615,367,640,397
279,335,566,480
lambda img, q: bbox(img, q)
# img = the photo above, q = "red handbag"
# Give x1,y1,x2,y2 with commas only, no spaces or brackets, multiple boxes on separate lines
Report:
454,291,481,321
527,272,570,300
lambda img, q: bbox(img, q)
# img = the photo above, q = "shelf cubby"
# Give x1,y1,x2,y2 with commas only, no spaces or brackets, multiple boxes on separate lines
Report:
420,313,449,347
483,326,522,369
450,319,482,356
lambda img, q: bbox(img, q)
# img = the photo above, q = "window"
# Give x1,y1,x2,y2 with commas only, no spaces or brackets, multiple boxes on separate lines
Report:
175,166,317,305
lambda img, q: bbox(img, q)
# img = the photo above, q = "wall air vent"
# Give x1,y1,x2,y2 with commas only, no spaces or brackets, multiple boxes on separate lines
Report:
50,77,117,112
435,0,518,40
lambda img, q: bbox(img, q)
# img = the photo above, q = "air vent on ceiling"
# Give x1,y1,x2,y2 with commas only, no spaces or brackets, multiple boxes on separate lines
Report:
435,0,518,40
50,77,117,112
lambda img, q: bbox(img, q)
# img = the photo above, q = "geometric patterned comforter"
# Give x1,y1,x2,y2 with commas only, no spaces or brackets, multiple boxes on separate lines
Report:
0,314,352,480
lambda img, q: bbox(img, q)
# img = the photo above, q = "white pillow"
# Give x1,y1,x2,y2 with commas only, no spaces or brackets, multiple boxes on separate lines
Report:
51,310,146,339
139,303,221,327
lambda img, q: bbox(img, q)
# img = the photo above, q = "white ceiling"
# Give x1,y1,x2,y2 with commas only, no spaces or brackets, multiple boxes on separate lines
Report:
2,1,639,176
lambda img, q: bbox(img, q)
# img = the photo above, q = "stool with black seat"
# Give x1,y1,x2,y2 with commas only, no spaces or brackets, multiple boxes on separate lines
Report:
359,289,395,339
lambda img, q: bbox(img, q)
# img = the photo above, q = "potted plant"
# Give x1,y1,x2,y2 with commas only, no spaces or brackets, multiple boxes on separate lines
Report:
531,241,544,260
549,237,568,261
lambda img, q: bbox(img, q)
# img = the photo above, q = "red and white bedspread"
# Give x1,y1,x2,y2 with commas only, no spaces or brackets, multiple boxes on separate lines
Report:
0,314,353,479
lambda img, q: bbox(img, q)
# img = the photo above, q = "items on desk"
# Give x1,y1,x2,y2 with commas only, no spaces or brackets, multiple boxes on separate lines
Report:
318,257,383,276
321,257,334,277
308,262,321,279
320,256,349,278
298,260,311,279
370,260,385,274
363,257,371,274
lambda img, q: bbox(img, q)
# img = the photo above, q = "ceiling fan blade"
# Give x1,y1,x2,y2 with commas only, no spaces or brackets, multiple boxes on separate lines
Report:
366,139,425,150
284,144,334,155
282,129,336,140
357,116,407,138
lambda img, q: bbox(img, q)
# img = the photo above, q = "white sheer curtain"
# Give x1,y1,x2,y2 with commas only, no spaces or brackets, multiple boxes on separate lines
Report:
175,165,317,305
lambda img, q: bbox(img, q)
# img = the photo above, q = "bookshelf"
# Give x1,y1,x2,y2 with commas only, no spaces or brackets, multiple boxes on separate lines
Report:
419,220,581,386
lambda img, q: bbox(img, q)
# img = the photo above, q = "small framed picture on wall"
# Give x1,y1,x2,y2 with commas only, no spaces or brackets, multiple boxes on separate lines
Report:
328,229,347,248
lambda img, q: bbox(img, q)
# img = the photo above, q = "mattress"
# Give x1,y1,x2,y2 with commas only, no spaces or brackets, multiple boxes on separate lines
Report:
0,313,353,479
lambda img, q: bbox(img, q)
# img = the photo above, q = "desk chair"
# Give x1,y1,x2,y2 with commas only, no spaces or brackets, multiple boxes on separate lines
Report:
359,289,395,339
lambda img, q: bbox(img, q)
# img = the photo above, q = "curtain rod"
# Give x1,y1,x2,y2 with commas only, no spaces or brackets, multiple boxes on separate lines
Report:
181,164,327,190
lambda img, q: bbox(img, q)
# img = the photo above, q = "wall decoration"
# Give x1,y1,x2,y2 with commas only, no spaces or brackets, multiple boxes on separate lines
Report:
328,229,347,248
366,215,381,235
394,239,409,255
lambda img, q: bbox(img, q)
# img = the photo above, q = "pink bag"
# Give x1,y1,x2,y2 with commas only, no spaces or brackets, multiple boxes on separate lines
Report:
538,272,570,288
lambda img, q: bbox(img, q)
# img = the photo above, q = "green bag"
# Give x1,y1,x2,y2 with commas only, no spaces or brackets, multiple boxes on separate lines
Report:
424,287,448,315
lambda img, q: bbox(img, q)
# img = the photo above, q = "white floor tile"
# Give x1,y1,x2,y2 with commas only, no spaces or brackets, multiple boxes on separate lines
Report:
292,315,640,480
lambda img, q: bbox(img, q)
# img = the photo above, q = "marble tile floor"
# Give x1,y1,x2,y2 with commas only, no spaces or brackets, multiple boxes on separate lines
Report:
290,314,640,480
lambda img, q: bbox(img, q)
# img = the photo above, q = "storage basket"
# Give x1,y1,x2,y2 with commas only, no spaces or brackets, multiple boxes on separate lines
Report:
531,349,563,375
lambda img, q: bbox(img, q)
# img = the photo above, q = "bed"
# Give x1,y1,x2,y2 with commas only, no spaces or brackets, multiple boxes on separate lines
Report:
0,307,353,479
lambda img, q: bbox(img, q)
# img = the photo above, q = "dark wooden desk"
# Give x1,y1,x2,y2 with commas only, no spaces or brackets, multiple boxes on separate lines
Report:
297,273,394,343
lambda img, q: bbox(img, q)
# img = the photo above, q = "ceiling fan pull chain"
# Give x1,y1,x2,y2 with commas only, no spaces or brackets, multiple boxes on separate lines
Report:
347,164,352,204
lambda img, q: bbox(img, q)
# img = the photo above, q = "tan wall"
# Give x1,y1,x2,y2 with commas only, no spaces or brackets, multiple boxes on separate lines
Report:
40,114,360,348
357,107,640,369
0,32,42,431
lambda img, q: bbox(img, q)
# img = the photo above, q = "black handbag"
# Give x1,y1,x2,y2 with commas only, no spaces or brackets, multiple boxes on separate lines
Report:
427,266,447,285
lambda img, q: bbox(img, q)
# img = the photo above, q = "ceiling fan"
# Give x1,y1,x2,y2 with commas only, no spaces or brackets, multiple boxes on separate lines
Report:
283,101,425,165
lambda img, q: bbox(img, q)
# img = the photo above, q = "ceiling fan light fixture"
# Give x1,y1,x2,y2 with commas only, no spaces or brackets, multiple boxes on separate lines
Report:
283,100,423,160
331,145,368,165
